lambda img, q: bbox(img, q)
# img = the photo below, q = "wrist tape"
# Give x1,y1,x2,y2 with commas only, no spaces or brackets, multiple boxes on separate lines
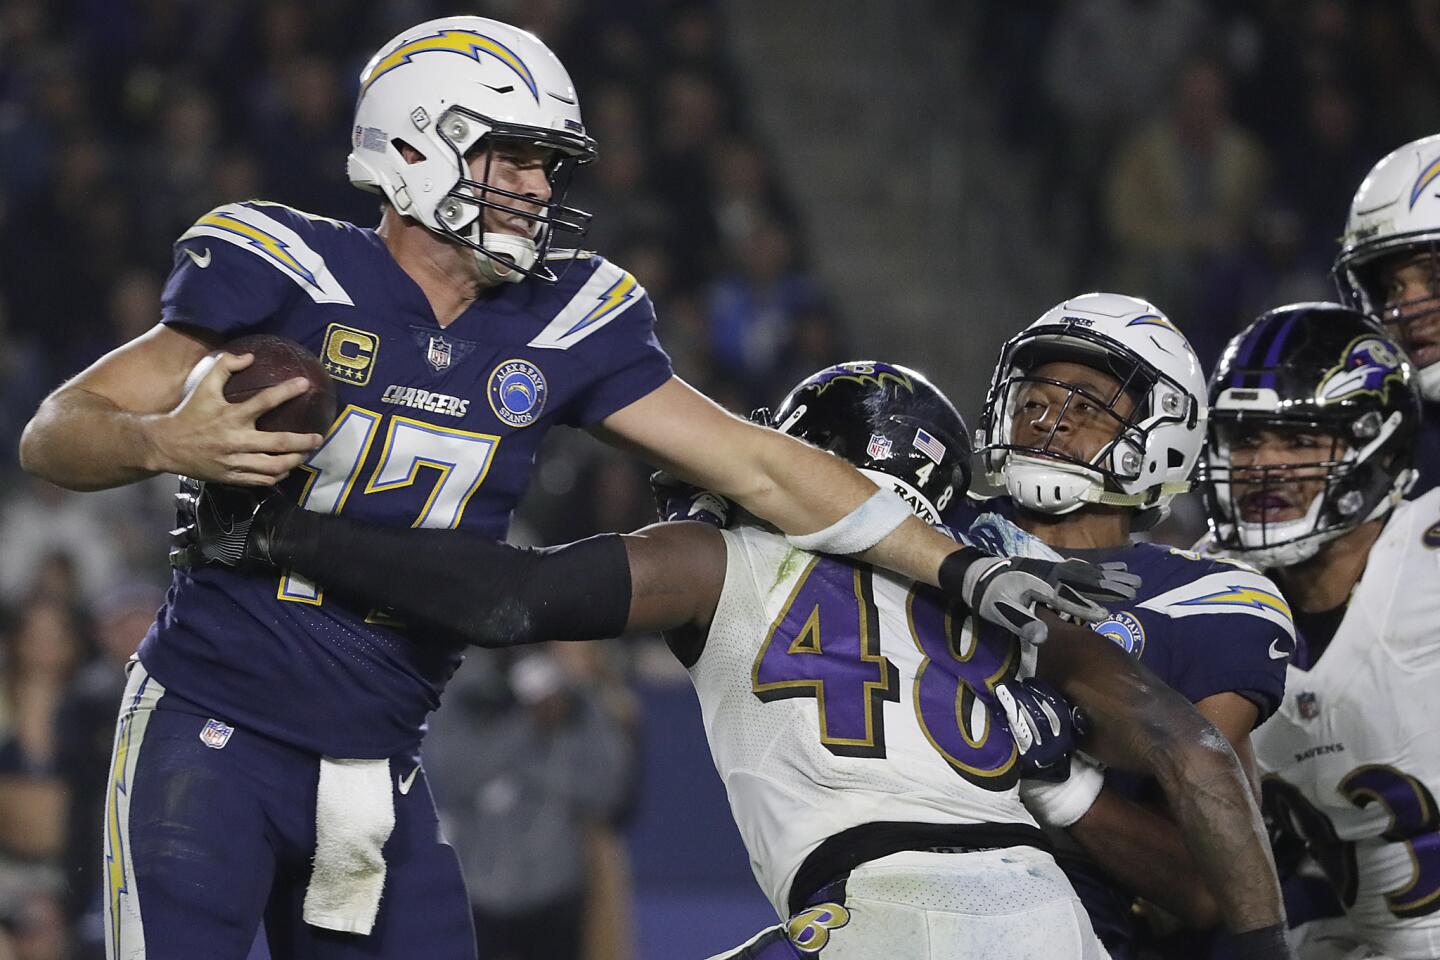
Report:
787,487,912,555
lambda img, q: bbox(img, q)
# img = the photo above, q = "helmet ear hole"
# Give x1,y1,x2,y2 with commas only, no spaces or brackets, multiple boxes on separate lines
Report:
392,139,427,164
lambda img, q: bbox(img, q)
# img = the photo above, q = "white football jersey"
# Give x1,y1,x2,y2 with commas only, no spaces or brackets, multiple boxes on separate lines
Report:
691,525,1039,916
1254,489,1440,957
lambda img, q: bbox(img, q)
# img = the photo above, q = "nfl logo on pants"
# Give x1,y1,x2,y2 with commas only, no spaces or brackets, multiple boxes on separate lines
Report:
200,718,234,750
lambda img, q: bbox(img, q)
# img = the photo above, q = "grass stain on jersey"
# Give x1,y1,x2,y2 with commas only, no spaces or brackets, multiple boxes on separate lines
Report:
770,548,806,596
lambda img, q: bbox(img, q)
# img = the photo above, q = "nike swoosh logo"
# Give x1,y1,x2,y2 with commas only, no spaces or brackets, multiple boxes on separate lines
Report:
184,246,212,268
398,763,421,795
1269,638,1290,660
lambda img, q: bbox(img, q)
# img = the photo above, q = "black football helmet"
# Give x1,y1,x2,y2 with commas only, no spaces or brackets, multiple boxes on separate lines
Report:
1200,303,1420,566
754,361,971,525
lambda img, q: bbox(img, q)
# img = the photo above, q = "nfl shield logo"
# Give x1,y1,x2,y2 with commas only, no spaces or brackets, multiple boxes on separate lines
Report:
1297,692,1319,719
199,718,234,750
866,433,893,461
427,336,453,371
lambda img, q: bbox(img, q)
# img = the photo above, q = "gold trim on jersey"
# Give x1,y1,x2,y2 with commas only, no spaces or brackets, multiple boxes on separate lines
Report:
751,557,900,757
906,591,1020,783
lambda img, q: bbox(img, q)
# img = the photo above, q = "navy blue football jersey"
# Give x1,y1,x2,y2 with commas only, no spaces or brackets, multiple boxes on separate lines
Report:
954,494,1293,945
139,201,672,757
956,495,1292,716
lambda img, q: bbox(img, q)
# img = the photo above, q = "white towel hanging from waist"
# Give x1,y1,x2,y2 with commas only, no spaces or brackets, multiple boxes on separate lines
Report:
303,757,396,935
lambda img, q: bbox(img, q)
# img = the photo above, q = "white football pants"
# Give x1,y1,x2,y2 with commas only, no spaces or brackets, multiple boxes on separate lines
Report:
709,846,1110,960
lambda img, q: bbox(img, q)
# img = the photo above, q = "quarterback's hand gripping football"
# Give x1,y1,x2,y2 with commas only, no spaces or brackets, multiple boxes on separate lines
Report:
940,548,1140,645
153,352,322,486
170,477,293,570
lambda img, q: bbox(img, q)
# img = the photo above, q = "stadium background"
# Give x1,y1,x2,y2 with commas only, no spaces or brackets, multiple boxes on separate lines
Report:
2,1,1439,957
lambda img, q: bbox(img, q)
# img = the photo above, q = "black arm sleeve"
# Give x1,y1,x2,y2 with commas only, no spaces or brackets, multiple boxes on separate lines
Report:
1228,924,1290,960
271,511,632,647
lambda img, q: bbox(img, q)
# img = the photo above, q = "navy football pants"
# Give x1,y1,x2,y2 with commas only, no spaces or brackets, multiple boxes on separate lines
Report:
103,662,476,960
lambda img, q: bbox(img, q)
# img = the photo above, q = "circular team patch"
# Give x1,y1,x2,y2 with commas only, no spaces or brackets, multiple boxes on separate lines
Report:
1092,610,1146,658
487,358,548,428
1424,520,1440,550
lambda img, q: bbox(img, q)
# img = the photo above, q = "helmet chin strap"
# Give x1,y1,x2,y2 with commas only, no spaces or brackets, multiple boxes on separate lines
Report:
1000,453,1186,516
1001,456,1095,515
472,231,538,286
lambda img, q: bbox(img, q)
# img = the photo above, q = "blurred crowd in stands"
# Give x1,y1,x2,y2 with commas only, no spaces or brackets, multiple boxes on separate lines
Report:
0,1,834,956
967,0,1440,546
3,0,1440,956
973,0,1440,372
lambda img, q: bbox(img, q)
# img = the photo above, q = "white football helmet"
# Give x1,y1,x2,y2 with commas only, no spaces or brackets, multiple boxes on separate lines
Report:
1334,133,1440,400
347,16,598,284
976,293,1208,525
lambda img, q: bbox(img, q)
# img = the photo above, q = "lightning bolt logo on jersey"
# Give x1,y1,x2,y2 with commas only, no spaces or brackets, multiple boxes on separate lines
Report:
142,201,672,757
954,494,1293,946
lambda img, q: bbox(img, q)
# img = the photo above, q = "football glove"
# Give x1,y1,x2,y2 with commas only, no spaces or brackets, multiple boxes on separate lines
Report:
170,477,293,570
940,547,1141,645
649,470,733,527
993,676,1082,782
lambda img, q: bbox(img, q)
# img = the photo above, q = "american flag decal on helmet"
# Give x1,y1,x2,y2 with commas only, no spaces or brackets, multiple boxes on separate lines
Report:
912,428,946,464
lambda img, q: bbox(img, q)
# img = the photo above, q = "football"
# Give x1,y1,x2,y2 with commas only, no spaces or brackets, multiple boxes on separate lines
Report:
220,334,338,435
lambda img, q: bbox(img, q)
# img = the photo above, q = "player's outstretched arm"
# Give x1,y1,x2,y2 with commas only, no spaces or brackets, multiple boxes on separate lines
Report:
173,482,727,644
1029,693,1264,928
1033,616,1289,954
596,377,1137,643
19,324,321,490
